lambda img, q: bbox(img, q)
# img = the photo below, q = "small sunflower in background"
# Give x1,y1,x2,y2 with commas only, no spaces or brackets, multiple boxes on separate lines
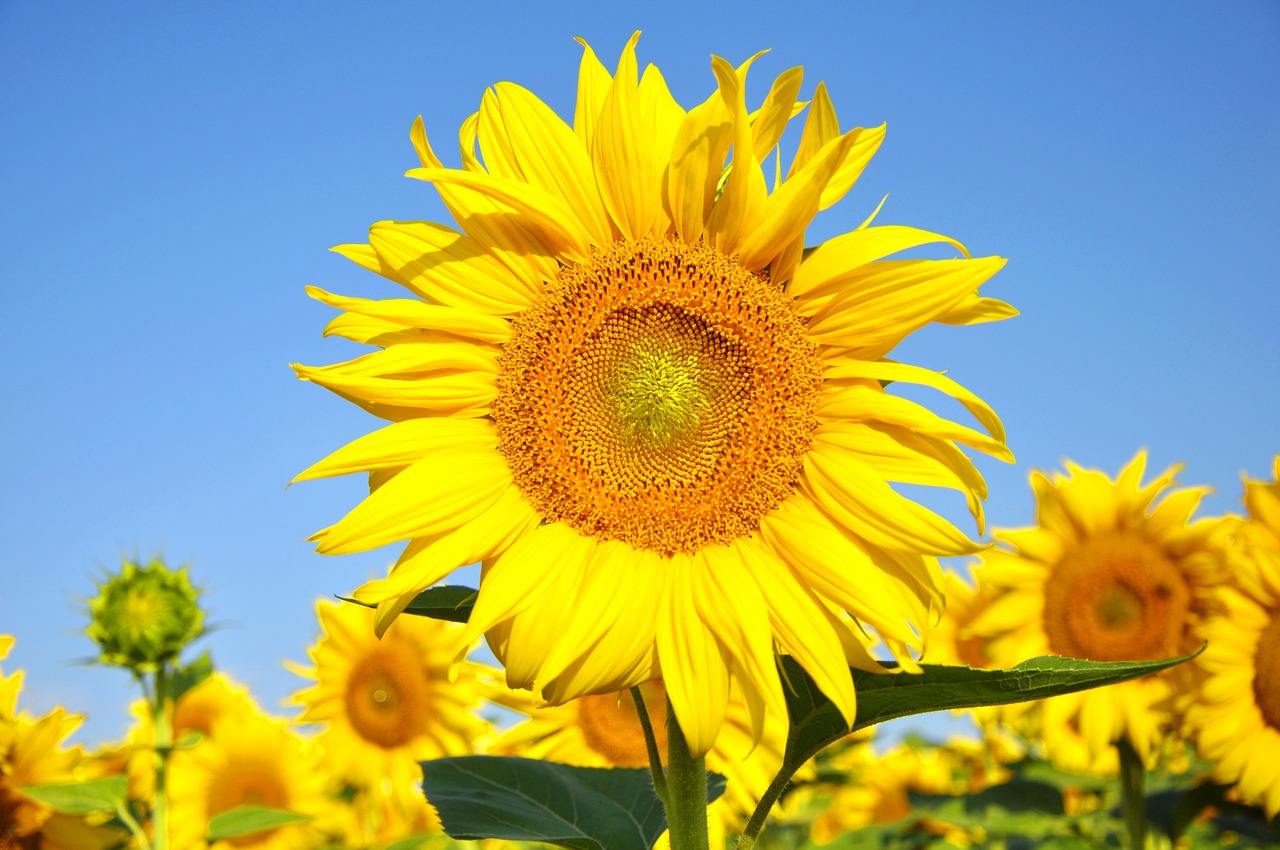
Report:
295,33,1013,756
1187,456,1280,817
125,671,257,800
487,681,788,845
969,451,1223,768
288,598,493,834
168,710,327,850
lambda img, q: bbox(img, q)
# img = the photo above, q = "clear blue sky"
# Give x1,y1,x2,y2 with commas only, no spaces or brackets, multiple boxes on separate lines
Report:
2,1,1277,746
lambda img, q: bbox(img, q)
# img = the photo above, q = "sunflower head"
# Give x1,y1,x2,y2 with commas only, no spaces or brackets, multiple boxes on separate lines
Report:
85,557,204,673
298,34,1013,756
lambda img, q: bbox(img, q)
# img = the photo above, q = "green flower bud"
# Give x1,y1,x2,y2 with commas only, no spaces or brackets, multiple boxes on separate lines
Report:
85,557,204,672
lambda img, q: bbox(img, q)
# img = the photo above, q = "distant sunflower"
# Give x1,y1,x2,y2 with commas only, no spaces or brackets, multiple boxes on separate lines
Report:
289,599,491,797
169,712,326,850
295,34,1013,754
971,451,1221,766
126,672,257,799
1187,456,1280,817
488,680,784,840
0,702,86,847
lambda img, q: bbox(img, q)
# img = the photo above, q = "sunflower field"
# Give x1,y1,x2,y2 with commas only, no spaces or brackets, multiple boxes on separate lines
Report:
4,28,1279,850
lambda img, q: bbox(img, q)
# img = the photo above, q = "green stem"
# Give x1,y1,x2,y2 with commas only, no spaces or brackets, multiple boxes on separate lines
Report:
630,687,668,803
113,801,153,850
737,769,791,850
151,666,173,850
1117,736,1147,850
663,703,709,850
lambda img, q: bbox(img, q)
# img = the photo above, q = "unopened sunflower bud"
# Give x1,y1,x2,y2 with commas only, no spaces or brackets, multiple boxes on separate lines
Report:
86,558,204,672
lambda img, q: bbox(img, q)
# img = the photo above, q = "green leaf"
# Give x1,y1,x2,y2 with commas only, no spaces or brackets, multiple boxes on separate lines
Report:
340,586,476,624
420,756,726,850
166,650,214,702
18,776,128,815
781,651,1200,776
206,806,311,842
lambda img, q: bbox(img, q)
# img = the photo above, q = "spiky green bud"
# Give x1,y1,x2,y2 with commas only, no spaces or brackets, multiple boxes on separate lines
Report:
85,558,204,672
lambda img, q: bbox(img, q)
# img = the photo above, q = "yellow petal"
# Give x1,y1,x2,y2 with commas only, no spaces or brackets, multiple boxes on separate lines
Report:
935,294,1019,326
788,81,838,178
750,66,804,162
704,54,768,255
293,418,497,483
593,32,662,240
666,88,733,243
305,286,511,344
791,225,970,302
573,37,613,150
657,553,730,757
817,124,886,211
312,447,511,555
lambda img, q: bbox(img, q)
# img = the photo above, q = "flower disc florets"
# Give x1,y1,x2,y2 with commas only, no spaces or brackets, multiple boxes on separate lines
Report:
86,558,204,672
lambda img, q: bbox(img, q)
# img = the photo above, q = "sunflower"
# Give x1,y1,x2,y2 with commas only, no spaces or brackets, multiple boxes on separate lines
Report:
1186,456,1280,817
288,598,491,802
168,711,327,850
126,671,258,800
488,680,786,843
295,34,1013,755
969,451,1222,768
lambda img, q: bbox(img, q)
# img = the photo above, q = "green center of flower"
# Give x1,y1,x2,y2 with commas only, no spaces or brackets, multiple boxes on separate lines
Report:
494,237,822,556
1254,614,1280,730
614,346,708,447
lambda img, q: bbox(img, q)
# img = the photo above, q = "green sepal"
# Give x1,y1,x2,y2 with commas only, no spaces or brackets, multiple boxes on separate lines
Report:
339,585,476,624
420,756,725,850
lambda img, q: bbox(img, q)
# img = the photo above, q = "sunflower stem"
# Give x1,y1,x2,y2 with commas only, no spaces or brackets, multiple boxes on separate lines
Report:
663,703,709,850
630,687,669,803
150,665,173,850
738,768,791,850
1117,736,1148,850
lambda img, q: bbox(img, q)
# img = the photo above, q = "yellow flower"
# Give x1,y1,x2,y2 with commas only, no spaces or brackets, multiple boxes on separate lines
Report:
168,711,327,850
288,599,491,815
970,451,1221,767
1186,456,1280,817
295,34,1013,755
0,704,87,847
126,672,258,800
487,681,786,842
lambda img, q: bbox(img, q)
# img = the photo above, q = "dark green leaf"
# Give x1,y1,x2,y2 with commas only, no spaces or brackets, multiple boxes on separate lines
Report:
18,776,128,815
420,756,725,850
781,651,1199,777
206,806,310,841
166,651,214,702
340,586,476,624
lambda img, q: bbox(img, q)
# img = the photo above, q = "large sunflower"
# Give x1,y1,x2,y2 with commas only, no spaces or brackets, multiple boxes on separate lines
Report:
295,35,1013,755
288,598,492,800
969,451,1222,767
1186,456,1280,817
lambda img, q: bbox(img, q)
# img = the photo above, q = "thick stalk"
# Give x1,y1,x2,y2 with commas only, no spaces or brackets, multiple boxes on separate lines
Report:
1117,736,1147,850
663,704,709,850
151,666,173,850
630,687,668,803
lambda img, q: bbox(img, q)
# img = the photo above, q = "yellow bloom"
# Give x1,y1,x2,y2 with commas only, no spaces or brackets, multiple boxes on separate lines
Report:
168,711,327,850
1186,456,1280,817
288,598,491,815
487,681,785,841
970,451,1222,767
126,672,257,800
0,707,86,847
296,35,1012,755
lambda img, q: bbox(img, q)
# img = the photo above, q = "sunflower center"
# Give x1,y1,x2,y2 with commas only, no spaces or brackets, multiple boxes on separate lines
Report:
494,237,822,555
576,682,668,768
1042,532,1190,662
344,639,432,749
1253,613,1280,730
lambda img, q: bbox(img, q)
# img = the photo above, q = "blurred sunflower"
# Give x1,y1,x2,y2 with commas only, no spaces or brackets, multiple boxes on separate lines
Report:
1187,456,1280,817
488,680,786,842
0,639,91,850
970,451,1221,766
295,34,1013,754
288,599,491,801
126,671,257,799
168,712,327,850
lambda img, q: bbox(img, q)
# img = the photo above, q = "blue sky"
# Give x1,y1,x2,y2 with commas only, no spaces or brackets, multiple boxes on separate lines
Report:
1,1,1277,747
